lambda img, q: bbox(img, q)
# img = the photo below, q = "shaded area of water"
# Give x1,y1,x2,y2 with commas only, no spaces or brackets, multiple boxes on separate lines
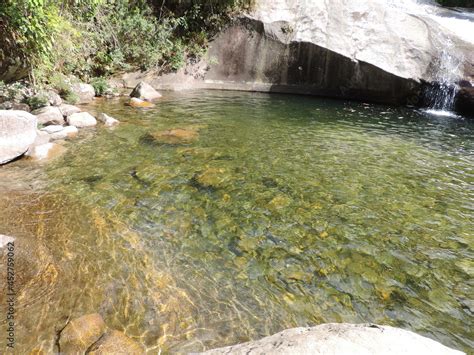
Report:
1,91,473,353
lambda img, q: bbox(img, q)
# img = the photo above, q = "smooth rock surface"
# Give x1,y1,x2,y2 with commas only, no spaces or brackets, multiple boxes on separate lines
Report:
59,314,106,354
71,83,95,104
98,112,120,126
201,324,465,355
130,81,162,101
88,330,144,355
67,112,97,127
0,110,37,164
59,103,81,117
32,106,64,125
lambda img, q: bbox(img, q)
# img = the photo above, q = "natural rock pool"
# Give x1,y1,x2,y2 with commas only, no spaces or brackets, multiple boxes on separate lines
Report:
1,91,473,353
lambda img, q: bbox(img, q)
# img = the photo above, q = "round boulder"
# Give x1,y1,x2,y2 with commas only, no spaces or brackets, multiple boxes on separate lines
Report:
0,110,37,164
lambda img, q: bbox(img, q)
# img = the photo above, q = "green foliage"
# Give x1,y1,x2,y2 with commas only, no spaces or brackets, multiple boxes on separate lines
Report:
1,0,252,83
91,77,109,96
48,72,78,103
25,93,49,110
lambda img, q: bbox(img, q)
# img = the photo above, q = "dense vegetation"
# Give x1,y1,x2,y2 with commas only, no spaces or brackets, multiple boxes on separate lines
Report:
0,0,253,86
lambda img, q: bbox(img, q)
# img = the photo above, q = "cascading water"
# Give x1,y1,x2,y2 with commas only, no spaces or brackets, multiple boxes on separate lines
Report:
388,0,471,117
424,39,463,116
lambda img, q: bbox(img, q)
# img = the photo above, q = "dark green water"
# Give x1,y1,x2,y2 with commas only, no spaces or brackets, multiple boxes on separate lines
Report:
1,91,473,353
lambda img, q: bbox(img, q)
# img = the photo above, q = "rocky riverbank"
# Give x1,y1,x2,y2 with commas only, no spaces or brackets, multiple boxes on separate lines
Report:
0,81,164,165
111,0,473,115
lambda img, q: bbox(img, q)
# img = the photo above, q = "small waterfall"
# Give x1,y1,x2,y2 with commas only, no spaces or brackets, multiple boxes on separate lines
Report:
424,40,463,115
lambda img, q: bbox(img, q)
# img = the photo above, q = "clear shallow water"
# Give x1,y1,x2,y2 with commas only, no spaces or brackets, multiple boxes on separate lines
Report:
0,91,473,353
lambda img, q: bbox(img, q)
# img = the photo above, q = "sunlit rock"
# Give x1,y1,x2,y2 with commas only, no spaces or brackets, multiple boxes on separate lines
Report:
32,106,64,125
130,81,162,101
71,83,95,104
98,112,120,126
0,110,37,164
67,112,97,127
201,323,465,355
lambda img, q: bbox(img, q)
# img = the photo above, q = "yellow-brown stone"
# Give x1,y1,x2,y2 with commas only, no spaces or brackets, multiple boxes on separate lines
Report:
59,313,106,354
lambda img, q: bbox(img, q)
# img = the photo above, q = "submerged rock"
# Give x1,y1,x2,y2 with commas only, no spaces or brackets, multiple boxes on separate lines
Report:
59,103,81,118
128,97,155,108
0,110,37,164
32,106,64,125
26,142,66,161
67,112,97,127
71,83,95,104
148,128,198,145
88,330,144,355
201,323,465,355
58,314,106,354
130,81,162,101
191,167,229,190
98,112,120,126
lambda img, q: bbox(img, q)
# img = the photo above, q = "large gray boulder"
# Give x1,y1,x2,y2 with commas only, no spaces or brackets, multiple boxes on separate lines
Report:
202,324,464,355
201,0,474,105
71,83,95,104
32,106,64,125
0,110,37,164
130,81,162,101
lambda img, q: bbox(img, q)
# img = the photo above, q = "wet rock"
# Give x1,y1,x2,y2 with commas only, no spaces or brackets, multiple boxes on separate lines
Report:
47,91,62,106
128,97,155,108
455,87,474,116
201,323,465,355
58,314,106,354
67,112,97,128
32,106,64,126
88,330,144,355
0,110,37,164
98,112,120,126
71,83,95,104
25,142,66,161
130,81,162,101
59,104,81,118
